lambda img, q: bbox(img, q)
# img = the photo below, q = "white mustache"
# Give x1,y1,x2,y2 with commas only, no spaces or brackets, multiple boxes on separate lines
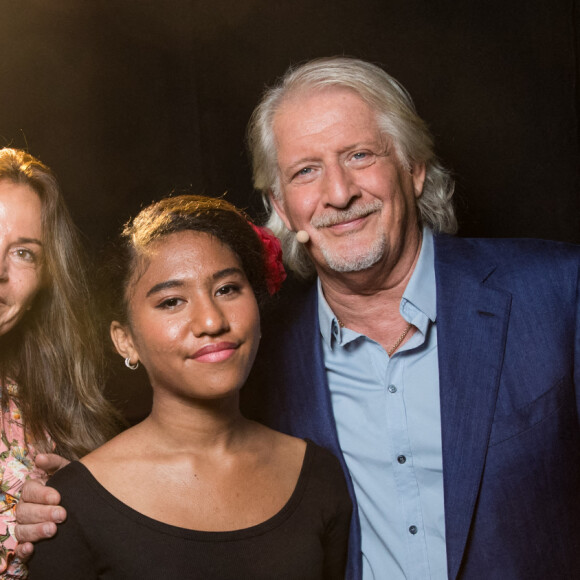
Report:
311,200,383,229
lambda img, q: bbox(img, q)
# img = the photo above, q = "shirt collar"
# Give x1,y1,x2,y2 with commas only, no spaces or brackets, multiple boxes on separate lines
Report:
401,226,437,323
317,227,437,347
318,277,339,347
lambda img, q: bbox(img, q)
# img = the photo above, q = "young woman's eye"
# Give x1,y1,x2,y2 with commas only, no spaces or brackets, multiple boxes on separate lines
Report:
216,283,241,297
157,297,182,309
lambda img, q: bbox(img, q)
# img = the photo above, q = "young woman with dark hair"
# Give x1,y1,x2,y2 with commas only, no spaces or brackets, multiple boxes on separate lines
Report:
30,195,351,579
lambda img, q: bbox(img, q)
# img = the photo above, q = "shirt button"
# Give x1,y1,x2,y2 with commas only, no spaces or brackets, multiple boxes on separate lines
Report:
409,525,418,535
397,455,406,464
388,384,397,393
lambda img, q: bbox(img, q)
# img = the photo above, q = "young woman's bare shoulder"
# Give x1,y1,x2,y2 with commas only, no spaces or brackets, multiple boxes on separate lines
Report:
81,424,150,474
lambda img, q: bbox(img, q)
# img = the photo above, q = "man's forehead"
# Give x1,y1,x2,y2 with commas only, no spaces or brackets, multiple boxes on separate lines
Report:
273,87,383,152
276,84,370,118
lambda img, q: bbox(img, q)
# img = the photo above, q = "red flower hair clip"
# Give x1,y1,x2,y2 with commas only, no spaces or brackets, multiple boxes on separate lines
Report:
250,224,287,295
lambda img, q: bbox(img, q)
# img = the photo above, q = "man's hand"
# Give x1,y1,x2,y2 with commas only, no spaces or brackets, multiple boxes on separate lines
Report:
14,453,70,560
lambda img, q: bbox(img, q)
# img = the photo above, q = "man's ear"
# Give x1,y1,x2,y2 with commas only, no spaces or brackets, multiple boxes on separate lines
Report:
411,163,426,198
268,190,293,231
110,320,138,363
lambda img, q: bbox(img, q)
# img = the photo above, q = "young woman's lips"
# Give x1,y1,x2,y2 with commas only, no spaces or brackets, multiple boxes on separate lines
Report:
190,342,238,363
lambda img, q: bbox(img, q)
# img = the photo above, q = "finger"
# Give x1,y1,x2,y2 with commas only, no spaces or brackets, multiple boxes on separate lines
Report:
14,542,34,562
20,480,60,505
14,521,58,544
15,500,66,527
34,453,70,475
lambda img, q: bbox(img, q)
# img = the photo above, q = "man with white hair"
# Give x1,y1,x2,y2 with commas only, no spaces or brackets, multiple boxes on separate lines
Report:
14,57,580,579
243,57,580,579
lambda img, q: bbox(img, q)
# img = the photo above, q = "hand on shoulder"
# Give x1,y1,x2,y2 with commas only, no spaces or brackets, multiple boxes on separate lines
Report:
13,453,70,559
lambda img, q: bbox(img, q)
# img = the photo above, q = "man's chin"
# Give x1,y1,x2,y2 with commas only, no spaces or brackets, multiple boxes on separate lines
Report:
322,245,385,273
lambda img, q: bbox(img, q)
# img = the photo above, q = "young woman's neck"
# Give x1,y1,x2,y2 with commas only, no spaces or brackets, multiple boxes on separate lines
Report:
144,392,251,455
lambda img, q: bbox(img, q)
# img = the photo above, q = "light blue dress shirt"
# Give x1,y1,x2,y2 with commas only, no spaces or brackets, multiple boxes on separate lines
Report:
318,228,447,579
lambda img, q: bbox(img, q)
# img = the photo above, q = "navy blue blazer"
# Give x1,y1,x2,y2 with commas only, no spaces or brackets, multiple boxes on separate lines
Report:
243,234,580,579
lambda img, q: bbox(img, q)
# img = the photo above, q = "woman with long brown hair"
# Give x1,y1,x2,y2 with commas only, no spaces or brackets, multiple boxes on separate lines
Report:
0,148,122,576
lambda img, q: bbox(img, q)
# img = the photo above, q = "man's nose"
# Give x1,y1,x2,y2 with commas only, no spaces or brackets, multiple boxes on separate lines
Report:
321,163,360,208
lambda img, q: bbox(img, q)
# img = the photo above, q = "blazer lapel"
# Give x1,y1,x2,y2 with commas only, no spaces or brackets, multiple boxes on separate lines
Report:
265,284,363,579
434,235,512,580
276,285,343,448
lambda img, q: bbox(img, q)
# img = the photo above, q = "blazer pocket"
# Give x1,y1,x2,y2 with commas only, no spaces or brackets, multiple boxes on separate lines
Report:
488,377,572,447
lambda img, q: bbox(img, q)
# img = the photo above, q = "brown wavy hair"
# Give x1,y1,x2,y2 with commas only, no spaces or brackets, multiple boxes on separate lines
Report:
0,148,123,459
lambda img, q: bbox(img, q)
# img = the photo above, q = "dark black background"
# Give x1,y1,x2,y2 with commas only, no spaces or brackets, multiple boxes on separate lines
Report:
1,1,578,419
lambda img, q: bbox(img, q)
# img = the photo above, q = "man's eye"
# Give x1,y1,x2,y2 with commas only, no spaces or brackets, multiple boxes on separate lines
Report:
347,151,376,167
294,167,312,178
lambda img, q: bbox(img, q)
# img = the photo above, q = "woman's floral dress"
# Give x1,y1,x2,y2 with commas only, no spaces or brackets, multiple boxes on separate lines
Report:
0,381,46,579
